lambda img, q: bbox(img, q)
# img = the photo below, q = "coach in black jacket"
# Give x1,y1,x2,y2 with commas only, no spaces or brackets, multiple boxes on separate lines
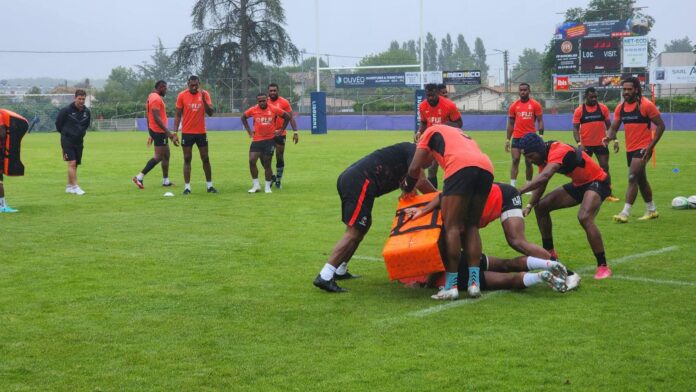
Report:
56,89,91,195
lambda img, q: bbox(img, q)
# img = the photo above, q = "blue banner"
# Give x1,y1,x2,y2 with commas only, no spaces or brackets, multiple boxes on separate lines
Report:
414,89,425,133
310,92,327,134
335,73,406,88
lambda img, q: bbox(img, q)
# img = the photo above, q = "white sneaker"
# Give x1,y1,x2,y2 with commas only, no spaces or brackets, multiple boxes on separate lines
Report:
73,186,86,195
431,286,459,300
66,185,76,194
467,283,482,298
264,187,272,194
248,186,260,193
566,273,581,291
540,270,567,292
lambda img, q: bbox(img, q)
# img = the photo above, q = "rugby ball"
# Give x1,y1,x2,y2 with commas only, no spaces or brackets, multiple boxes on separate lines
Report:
688,195,696,209
671,196,689,210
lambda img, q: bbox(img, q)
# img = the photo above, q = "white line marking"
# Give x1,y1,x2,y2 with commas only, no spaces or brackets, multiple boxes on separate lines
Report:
353,255,382,262
613,275,696,287
383,245,680,320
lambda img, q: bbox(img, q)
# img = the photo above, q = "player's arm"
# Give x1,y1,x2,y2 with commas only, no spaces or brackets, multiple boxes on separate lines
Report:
240,114,253,138
415,120,427,142
446,117,463,128
288,110,299,144
519,163,558,195
603,116,622,153
536,113,544,136
202,90,214,116
173,108,183,133
402,148,430,196
572,123,582,149
505,117,514,152
279,111,291,133
642,113,666,162
405,192,441,220
55,108,67,133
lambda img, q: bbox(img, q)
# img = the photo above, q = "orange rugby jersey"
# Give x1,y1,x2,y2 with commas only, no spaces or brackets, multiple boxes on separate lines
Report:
509,98,543,138
147,92,167,133
176,90,212,134
573,103,610,147
417,124,493,179
244,105,286,141
419,97,461,127
614,97,660,152
268,96,292,136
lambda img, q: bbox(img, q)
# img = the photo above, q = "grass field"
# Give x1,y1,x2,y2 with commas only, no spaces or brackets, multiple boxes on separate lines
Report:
1,129,695,391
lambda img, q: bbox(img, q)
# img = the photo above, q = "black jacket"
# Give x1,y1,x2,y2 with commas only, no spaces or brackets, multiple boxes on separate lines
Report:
56,102,91,144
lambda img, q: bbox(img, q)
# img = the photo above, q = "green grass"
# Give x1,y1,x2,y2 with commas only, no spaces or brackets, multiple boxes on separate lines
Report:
1,130,695,391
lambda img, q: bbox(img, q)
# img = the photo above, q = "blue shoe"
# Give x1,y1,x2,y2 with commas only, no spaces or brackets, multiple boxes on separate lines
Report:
0,206,19,213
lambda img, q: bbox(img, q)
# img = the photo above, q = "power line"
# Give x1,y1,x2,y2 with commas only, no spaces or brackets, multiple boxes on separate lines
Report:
0,48,177,54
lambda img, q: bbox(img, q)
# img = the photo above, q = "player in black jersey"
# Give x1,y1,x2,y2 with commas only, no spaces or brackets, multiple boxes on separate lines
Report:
313,142,437,293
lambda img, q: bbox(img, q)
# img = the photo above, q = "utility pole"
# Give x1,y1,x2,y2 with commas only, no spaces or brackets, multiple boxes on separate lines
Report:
503,50,510,92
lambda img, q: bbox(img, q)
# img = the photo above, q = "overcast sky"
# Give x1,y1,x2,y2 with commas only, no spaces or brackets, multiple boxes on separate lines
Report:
0,0,693,82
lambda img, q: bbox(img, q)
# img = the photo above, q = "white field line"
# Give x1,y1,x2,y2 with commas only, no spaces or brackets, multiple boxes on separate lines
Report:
353,255,383,262
376,245,679,321
613,275,696,287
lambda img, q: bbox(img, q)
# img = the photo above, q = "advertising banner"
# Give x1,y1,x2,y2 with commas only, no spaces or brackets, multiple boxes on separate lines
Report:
650,66,696,84
580,38,620,72
553,73,646,91
623,36,649,68
334,73,406,88
554,39,580,73
442,70,482,85
405,71,443,86
310,92,327,134
554,17,649,40
414,89,425,132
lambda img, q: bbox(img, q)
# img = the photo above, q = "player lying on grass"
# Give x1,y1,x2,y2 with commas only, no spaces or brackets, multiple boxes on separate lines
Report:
403,182,581,291
313,142,436,293
400,253,570,293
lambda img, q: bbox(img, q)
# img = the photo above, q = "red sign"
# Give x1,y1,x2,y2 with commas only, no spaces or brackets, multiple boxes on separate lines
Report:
555,76,569,91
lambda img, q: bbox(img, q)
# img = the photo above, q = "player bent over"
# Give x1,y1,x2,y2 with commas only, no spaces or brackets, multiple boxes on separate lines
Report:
313,142,436,293
0,109,30,212
404,124,494,300
518,133,612,280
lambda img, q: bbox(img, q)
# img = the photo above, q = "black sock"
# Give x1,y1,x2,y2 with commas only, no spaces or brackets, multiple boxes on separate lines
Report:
542,237,554,251
428,176,438,189
141,158,159,175
276,165,284,179
595,252,607,267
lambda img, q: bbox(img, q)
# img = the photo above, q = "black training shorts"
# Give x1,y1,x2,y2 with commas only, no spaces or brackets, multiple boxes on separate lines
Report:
274,134,287,146
583,145,609,157
626,148,647,166
250,139,276,155
149,130,169,147
337,169,374,234
181,133,208,148
61,139,84,165
562,178,612,203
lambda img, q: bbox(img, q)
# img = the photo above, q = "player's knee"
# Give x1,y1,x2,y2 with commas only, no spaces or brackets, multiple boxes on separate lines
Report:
183,156,192,164
511,157,521,165
577,211,594,227
627,173,637,184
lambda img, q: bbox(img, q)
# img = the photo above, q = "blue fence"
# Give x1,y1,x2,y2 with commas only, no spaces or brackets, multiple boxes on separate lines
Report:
136,113,696,132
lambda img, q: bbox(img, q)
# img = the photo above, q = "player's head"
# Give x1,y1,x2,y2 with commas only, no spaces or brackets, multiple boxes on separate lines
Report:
437,83,448,98
425,83,439,106
187,75,200,94
584,87,597,106
621,76,642,103
267,83,279,100
518,133,546,164
74,89,87,109
518,83,530,100
155,80,167,96
256,92,268,109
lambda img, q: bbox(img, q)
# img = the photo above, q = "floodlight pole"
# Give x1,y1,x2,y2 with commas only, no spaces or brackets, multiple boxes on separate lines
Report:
315,0,320,92
420,0,425,90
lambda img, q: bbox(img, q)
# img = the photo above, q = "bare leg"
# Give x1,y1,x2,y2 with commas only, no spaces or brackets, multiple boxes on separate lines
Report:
510,148,521,182
67,160,78,186
182,146,193,184
199,145,212,182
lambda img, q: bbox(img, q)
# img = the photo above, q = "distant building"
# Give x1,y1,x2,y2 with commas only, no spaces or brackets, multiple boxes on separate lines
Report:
450,86,506,112
652,51,696,98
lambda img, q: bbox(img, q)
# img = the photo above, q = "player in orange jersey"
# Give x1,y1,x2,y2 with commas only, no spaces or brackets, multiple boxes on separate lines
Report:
506,83,543,190
174,75,215,195
267,83,299,189
604,77,666,223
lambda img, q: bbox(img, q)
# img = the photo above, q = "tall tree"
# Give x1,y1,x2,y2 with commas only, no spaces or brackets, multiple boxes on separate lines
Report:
401,40,418,59
173,0,299,105
453,34,474,70
473,37,489,80
438,34,454,71
137,38,180,83
424,33,438,70
511,48,544,86
664,36,693,53
358,45,417,72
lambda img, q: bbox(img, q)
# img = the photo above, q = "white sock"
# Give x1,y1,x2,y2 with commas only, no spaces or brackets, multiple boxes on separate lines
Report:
162,177,170,185
621,203,632,216
510,179,517,187
184,183,191,191
319,263,337,280
252,178,260,187
0,197,5,208
523,272,543,287
136,173,144,181
646,201,656,212
526,256,557,270
206,181,213,188
265,180,272,189
336,262,348,275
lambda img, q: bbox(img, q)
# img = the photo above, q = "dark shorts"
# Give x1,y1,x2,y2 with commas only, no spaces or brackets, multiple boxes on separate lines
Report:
500,183,523,213
149,130,169,147
510,137,522,149
562,178,612,203
250,139,276,155
584,145,609,157
61,139,84,165
443,167,494,226
337,170,374,234
626,148,647,166
181,133,208,148
457,253,489,290
274,135,286,146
